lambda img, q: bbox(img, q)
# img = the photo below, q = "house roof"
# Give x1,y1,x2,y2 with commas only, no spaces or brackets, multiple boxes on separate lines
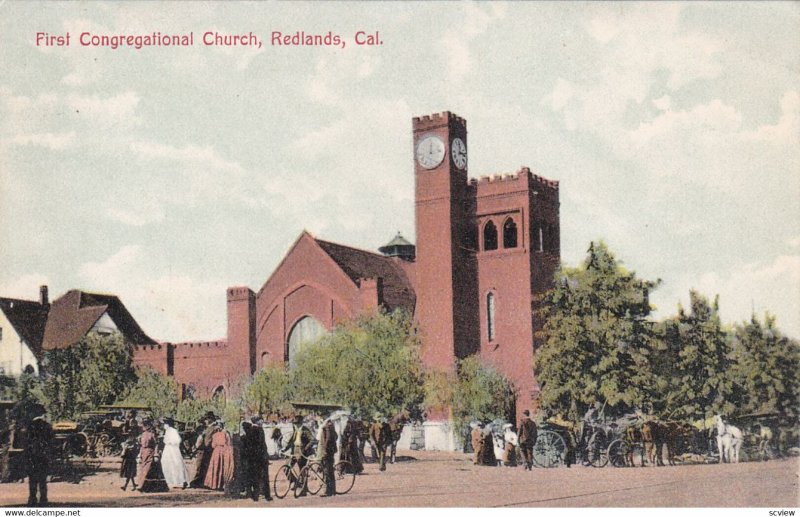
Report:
315,238,416,312
41,290,156,350
0,297,48,358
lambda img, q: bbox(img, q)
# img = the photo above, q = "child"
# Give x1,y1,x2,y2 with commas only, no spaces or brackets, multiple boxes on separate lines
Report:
120,436,139,491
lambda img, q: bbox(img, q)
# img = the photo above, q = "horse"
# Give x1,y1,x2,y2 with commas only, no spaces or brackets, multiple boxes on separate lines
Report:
715,415,743,463
387,408,412,464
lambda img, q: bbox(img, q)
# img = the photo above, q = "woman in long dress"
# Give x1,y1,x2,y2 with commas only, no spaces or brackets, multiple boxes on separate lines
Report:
204,421,235,491
160,419,188,489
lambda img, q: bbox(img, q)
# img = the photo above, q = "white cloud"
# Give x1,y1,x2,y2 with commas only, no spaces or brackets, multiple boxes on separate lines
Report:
654,254,800,337
7,132,75,150
76,246,228,341
438,2,506,81
743,90,799,144
0,274,51,301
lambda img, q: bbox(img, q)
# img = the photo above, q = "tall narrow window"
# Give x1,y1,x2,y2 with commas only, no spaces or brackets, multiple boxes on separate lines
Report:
484,221,498,251
487,292,496,342
538,226,544,252
503,218,518,248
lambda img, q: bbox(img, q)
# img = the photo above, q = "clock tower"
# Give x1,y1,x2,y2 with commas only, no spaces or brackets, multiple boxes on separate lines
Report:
413,111,478,374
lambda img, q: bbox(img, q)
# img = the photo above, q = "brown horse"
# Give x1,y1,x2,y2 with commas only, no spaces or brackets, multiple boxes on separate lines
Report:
388,409,411,464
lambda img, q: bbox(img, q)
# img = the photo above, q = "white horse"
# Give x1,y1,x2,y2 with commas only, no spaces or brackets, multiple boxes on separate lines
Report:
715,415,743,463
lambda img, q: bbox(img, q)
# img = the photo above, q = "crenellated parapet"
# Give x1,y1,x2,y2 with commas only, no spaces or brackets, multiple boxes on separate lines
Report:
412,111,466,132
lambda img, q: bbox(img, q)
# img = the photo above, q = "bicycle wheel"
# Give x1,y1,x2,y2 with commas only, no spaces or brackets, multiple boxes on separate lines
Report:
304,463,326,496
607,439,630,468
587,431,609,467
273,464,293,499
334,461,356,495
532,431,566,468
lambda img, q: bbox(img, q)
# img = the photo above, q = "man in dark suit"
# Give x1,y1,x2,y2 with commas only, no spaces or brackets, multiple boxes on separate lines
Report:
518,410,538,471
243,416,272,502
25,404,53,506
319,419,338,497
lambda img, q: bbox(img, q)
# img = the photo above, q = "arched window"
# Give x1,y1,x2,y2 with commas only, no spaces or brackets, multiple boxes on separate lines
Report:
487,292,496,342
287,316,327,368
212,385,225,402
503,218,518,248
483,221,498,251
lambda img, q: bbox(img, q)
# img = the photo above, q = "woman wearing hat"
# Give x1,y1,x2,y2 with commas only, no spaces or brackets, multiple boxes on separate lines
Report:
161,418,187,489
204,421,234,491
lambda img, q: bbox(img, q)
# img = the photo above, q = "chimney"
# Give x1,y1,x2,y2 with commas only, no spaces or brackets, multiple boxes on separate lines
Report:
40,285,49,307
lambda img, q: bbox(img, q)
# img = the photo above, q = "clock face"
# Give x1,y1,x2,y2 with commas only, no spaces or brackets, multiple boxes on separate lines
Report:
416,135,446,169
451,137,467,170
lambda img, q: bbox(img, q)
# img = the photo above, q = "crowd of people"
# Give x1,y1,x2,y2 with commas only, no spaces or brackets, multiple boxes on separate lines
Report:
121,410,273,501
470,409,540,470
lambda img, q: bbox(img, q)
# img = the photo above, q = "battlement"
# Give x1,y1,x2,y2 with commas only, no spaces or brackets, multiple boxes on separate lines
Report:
227,286,254,301
133,343,167,352
468,167,559,194
412,111,466,131
173,340,228,349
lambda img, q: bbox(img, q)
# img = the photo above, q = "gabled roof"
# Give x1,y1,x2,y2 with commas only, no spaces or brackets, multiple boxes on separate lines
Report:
0,297,48,358
315,238,416,312
42,290,156,350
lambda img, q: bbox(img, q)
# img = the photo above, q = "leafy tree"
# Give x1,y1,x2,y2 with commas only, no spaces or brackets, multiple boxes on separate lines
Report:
41,331,137,420
660,291,735,420
731,314,800,423
291,310,424,420
117,367,179,420
535,241,659,421
450,356,515,430
241,364,293,416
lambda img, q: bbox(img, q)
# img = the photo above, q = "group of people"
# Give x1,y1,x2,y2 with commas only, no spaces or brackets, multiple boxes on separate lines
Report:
116,410,273,501
471,409,539,470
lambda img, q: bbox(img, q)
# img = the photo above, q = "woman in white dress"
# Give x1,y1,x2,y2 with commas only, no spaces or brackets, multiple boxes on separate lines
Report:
160,418,188,488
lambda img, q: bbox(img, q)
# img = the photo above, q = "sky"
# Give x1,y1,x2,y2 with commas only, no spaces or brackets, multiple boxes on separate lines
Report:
1,2,798,342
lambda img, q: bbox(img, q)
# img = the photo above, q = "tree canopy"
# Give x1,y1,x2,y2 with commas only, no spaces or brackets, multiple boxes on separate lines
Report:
731,314,800,423
658,291,736,420
290,310,425,420
535,241,659,421
42,331,138,420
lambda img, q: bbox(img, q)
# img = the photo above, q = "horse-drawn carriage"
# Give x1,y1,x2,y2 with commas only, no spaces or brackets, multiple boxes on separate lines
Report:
52,403,151,459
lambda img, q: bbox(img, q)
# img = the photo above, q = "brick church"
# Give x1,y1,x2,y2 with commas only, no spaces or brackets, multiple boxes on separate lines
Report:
135,111,561,432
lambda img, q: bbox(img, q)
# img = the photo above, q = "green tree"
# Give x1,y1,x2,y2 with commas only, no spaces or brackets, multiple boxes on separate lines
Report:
117,367,179,420
660,291,735,420
535,241,659,421
41,331,138,419
291,310,424,420
732,314,800,423
241,364,293,416
450,356,515,430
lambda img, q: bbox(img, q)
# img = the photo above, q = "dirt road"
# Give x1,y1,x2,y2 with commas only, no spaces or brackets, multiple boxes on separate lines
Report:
0,452,797,507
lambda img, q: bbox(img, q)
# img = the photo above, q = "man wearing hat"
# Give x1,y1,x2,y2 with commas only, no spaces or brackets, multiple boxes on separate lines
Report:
283,415,314,496
518,410,538,470
24,404,53,506
243,415,272,502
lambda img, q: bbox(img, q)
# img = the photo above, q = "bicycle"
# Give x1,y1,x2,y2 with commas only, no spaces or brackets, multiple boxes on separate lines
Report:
296,456,357,497
273,451,314,499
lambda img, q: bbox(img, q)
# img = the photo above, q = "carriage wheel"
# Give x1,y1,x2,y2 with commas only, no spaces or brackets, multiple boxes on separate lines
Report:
607,439,630,467
533,431,566,468
66,433,89,457
334,461,356,495
587,431,609,467
95,433,113,457
273,464,294,499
